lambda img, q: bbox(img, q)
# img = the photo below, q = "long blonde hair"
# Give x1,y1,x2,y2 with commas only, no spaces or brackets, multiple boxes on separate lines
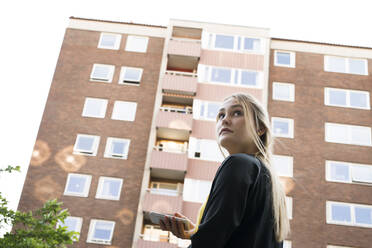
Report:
217,93,290,242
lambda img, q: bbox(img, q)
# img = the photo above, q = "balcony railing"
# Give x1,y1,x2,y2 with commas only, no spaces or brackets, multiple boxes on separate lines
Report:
156,111,193,132
137,238,178,248
162,72,198,95
159,106,192,115
150,150,188,171
142,191,183,214
168,38,201,57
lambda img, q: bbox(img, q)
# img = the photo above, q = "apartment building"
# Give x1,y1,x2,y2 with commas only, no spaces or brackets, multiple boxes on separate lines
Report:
17,17,372,248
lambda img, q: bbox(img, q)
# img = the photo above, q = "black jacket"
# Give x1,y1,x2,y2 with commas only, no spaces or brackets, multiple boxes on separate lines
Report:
188,153,283,248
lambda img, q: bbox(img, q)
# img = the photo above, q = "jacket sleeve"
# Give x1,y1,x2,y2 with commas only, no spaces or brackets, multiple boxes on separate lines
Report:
188,155,259,248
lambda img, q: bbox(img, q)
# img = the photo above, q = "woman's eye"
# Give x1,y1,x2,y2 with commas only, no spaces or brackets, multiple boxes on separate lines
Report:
233,111,242,116
217,113,225,119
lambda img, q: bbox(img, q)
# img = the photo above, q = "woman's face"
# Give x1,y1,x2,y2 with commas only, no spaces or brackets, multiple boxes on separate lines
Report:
216,98,258,155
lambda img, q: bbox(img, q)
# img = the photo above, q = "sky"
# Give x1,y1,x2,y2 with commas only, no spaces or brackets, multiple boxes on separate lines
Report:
0,0,371,233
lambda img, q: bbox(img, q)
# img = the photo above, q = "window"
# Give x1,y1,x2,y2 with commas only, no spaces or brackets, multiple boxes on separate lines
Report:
327,246,354,248
283,240,292,248
273,82,295,102
90,64,115,83
286,197,293,220
325,88,370,110
325,123,372,146
96,177,123,200
198,64,262,88
150,182,182,196
326,160,372,184
57,216,82,241
325,56,368,75
87,219,115,245
188,137,224,162
111,101,137,121
201,32,262,53
183,178,212,203
274,51,296,68
64,173,92,197
118,67,143,85
193,100,221,121
98,33,121,50
327,201,372,228
82,98,108,118
104,137,130,159
125,35,149,53
73,134,100,156
143,224,178,243
272,117,294,138
273,155,293,177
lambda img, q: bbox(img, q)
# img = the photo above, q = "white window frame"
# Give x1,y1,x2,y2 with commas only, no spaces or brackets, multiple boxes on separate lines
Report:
273,155,293,177
82,97,108,118
201,31,263,54
150,181,182,196
325,122,372,146
327,245,354,248
64,173,92,197
283,240,292,248
111,101,137,121
327,201,372,228
192,99,222,121
271,117,294,138
326,160,372,185
98,33,121,50
324,55,368,75
87,219,115,245
324,87,370,110
274,50,296,68
96,176,123,201
286,196,293,220
272,82,295,102
104,137,130,159
125,35,149,53
73,134,100,156
197,64,263,88
90,64,115,83
118,66,143,86
57,216,83,241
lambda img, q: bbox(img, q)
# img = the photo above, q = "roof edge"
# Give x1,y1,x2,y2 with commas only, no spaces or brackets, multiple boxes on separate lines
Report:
69,16,167,29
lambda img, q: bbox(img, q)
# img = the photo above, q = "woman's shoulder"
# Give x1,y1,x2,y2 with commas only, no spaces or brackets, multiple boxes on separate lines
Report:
224,153,262,169
219,153,262,179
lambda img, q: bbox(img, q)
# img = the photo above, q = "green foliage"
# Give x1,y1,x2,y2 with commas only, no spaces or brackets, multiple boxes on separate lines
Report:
0,166,77,247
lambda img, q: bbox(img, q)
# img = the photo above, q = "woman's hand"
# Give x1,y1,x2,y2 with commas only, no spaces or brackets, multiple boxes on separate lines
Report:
159,212,196,240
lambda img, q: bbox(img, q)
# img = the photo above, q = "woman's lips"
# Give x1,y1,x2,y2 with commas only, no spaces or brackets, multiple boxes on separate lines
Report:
220,128,233,135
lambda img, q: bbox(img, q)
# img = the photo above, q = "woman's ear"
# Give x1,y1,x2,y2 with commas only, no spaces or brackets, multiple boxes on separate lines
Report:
257,128,266,136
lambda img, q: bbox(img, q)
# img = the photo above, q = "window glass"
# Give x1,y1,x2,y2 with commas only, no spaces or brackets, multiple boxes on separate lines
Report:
349,59,366,75
64,174,91,197
90,64,114,82
125,36,148,52
98,33,121,50
211,68,231,83
273,83,294,101
349,91,368,108
272,155,293,177
105,138,130,159
206,103,220,120
328,89,347,106
120,67,143,85
97,177,123,200
276,52,291,65
354,207,372,225
82,98,108,118
76,136,94,152
241,71,257,86
330,162,350,182
183,178,212,203
331,204,351,222
350,126,371,146
326,124,348,143
93,221,113,240
58,217,81,240
214,35,234,49
273,120,289,136
111,101,137,121
328,57,346,73
352,166,372,183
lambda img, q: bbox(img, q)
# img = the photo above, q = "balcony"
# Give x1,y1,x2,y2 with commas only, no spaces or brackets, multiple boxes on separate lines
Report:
168,38,201,58
150,149,188,180
162,71,197,96
156,109,193,141
142,191,183,214
137,239,178,248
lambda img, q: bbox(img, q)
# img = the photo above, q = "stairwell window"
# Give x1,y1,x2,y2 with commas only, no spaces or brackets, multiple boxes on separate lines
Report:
73,134,100,156
64,173,92,197
119,67,143,85
98,33,121,50
90,64,115,83
125,35,149,53
87,219,115,245
104,137,130,159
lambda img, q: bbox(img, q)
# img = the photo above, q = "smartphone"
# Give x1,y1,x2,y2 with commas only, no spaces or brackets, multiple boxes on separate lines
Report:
148,211,189,230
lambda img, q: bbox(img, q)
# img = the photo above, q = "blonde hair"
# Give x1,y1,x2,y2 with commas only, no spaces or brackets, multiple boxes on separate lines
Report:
217,93,290,242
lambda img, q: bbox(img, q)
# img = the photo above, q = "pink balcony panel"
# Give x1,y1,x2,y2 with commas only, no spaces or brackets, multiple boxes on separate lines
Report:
196,83,263,103
182,201,202,223
192,120,217,140
142,192,183,214
186,158,220,181
137,239,178,248
156,111,193,131
200,49,264,70
168,39,201,57
162,73,197,94
150,150,188,171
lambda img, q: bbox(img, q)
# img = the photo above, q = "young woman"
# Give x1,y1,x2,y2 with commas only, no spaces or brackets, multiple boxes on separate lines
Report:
159,93,290,247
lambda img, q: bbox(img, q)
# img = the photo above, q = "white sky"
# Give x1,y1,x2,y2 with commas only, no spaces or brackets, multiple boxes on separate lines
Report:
0,0,371,233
